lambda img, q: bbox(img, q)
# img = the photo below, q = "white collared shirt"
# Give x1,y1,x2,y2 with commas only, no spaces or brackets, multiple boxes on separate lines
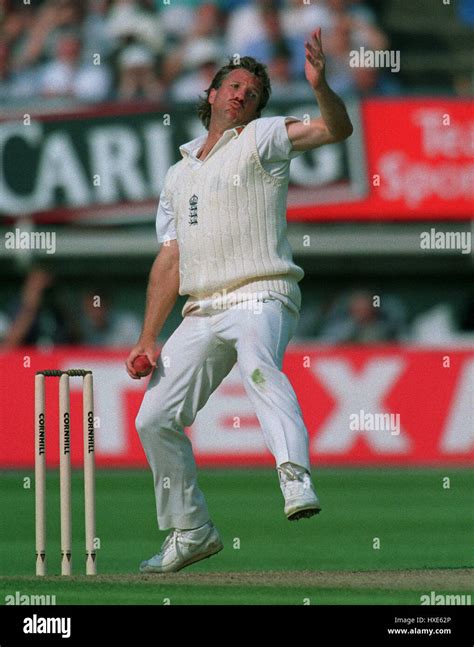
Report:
155,115,301,243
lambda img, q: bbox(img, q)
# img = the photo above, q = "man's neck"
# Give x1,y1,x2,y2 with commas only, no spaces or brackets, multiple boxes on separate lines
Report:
197,121,246,160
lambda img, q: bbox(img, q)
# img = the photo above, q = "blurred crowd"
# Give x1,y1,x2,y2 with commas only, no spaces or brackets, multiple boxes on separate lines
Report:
0,0,397,105
0,267,142,349
0,269,472,349
294,288,474,347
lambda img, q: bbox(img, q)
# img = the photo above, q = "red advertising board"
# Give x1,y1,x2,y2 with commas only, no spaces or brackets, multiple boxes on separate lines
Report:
288,98,474,221
1,347,471,468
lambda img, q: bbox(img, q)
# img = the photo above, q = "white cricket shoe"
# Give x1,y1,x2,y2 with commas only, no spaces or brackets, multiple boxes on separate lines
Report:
139,521,223,574
278,462,322,521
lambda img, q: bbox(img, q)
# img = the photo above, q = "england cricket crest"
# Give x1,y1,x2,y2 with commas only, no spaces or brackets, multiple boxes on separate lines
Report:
188,194,198,225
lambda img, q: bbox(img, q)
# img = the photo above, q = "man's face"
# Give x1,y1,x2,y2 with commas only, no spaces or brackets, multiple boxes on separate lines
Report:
208,69,262,128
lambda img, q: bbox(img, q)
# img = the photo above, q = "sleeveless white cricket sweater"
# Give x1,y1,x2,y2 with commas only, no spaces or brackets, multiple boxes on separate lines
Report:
163,119,304,314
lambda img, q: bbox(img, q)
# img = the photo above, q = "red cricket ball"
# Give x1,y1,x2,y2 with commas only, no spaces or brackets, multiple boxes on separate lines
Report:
132,355,153,377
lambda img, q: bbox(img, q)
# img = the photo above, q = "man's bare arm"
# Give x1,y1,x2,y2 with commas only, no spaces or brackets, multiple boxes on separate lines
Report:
287,84,353,150
287,28,353,151
126,240,180,378
140,240,180,342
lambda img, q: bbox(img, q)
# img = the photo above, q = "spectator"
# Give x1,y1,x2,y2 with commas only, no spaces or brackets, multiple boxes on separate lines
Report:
153,0,195,44
163,2,223,87
106,0,164,101
192,2,223,39
322,14,357,97
0,268,81,349
82,0,114,63
170,39,221,102
267,41,314,101
39,32,112,101
352,64,401,96
225,0,277,58
1,4,33,65
13,0,84,72
244,6,289,65
226,0,332,64
318,290,406,344
325,0,395,96
327,0,388,51
280,0,333,78
1,3,47,98
155,0,226,45
1,65,39,101
79,289,142,347
117,43,163,100
106,0,164,56
238,5,314,101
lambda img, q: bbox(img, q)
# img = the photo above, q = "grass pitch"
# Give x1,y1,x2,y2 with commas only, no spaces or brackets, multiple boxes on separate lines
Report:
1,468,472,605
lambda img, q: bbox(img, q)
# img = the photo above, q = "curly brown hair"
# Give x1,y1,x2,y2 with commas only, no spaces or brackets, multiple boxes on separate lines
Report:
197,56,272,130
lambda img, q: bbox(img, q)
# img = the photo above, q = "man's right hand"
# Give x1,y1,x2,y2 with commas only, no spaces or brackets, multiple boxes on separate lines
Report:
126,341,158,380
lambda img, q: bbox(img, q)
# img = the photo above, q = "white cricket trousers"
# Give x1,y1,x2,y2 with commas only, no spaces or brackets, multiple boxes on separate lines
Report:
135,298,310,530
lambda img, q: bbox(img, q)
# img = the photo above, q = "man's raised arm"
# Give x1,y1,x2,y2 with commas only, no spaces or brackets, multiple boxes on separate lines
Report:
287,27,353,151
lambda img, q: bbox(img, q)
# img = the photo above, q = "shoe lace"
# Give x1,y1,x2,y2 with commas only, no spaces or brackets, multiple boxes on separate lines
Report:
160,530,178,557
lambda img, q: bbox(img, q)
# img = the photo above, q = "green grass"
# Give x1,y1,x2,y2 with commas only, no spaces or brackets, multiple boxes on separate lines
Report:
1,468,472,604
